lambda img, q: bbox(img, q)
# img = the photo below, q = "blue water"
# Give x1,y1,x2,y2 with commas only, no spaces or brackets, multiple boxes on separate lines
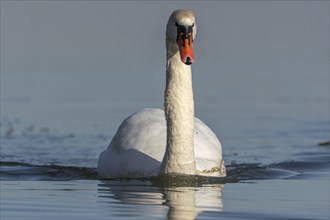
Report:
1,179,329,220
1,106,329,220
1,2,329,220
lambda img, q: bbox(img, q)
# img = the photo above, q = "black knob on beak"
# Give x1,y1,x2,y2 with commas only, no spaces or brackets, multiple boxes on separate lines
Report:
185,57,192,65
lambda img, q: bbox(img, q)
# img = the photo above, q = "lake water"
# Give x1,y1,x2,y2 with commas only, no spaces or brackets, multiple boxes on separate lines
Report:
1,2,329,220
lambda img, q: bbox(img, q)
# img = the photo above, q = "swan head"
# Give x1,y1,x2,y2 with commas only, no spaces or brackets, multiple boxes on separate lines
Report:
167,10,197,65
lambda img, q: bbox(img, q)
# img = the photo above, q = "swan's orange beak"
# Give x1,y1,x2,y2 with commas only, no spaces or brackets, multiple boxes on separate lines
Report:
176,24,194,65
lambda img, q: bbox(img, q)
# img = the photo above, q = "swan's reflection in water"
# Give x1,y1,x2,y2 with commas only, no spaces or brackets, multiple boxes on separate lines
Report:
164,186,223,220
98,180,223,220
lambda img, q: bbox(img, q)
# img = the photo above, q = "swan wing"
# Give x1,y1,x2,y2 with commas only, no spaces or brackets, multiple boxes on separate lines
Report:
98,108,166,178
194,118,225,176
98,108,225,178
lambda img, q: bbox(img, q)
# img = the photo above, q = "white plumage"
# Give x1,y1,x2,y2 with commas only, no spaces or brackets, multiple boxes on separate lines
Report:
98,10,226,178
98,108,225,178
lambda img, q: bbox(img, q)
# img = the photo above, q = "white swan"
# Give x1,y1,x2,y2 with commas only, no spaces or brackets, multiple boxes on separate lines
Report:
98,10,226,178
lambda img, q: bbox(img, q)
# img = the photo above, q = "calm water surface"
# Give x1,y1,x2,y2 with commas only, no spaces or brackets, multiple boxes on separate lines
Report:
1,179,329,220
1,2,329,220
1,118,329,219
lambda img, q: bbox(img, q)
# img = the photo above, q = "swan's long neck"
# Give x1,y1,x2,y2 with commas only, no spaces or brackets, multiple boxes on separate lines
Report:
159,35,196,175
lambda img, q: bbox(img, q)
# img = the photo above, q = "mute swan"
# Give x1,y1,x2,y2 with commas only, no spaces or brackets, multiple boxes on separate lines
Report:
98,10,226,178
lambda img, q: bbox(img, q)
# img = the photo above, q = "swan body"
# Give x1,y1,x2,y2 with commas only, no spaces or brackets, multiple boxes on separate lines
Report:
98,10,226,178
98,108,225,178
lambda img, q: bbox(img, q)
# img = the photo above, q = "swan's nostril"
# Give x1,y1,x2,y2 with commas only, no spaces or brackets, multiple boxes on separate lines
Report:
185,57,192,65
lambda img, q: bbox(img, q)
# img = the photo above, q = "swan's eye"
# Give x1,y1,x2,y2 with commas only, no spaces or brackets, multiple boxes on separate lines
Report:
176,24,194,47
175,22,178,27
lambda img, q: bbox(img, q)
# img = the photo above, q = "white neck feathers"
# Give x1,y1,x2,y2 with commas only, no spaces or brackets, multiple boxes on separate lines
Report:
159,36,196,175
